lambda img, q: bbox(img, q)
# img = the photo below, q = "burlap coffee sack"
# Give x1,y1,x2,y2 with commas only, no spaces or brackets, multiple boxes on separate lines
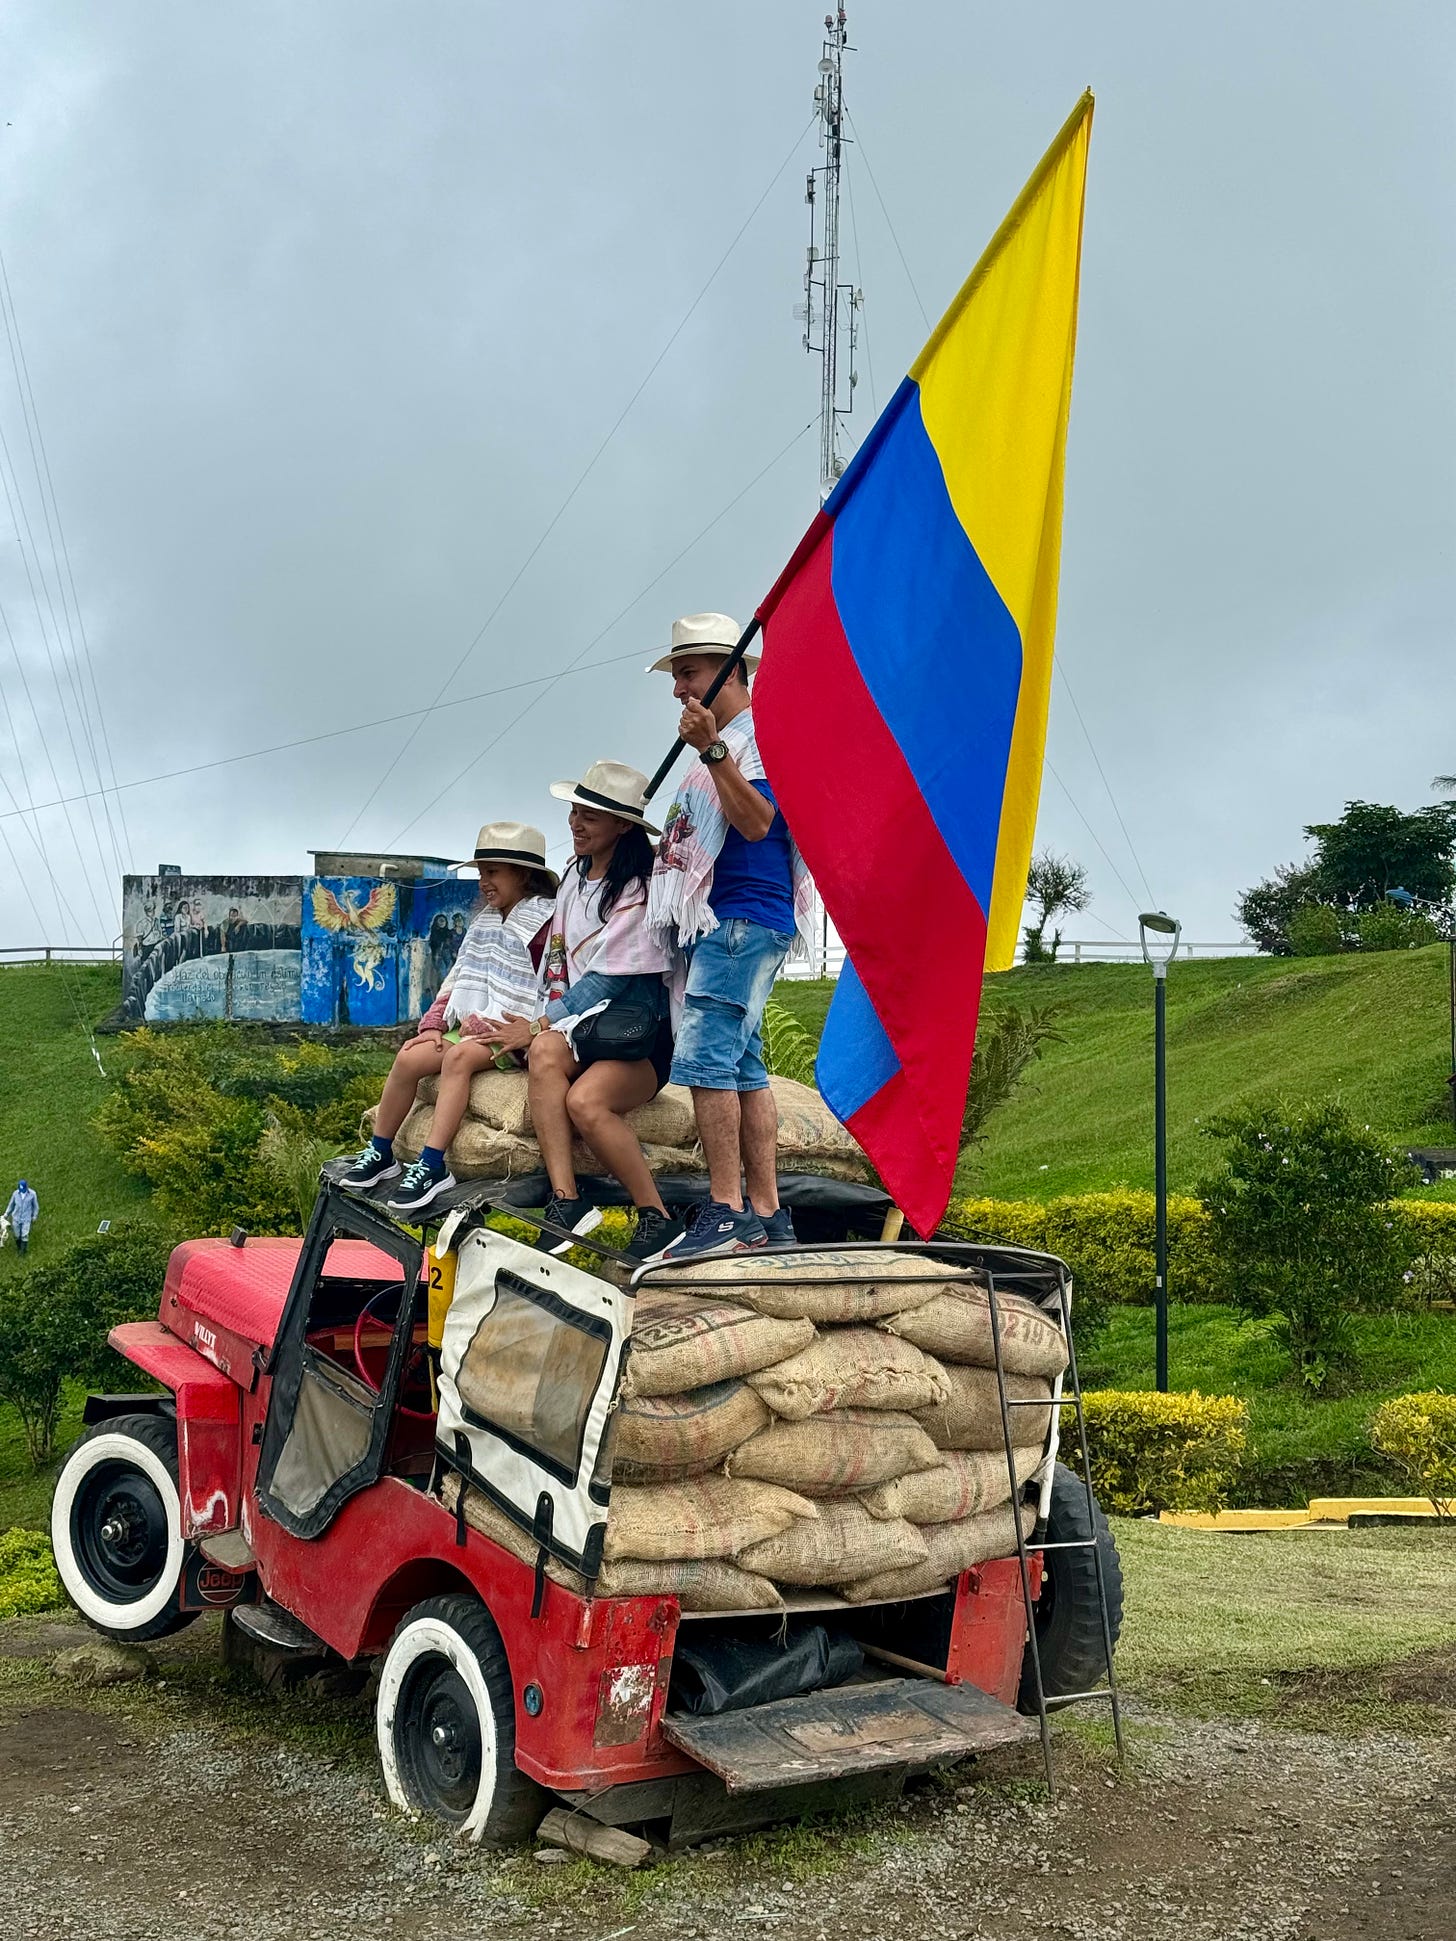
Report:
603,1475,817,1562
747,1329,950,1421
881,1284,1067,1379
415,1069,534,1136
622,1291,814,1399
378,1101,539,1179
644,1249,949,1325
770,1075,868,1168
841,1500,1035,1603
595,1557,783,1612
738,1498,928,1587
440,1472,588,1593
913,1366,1053,1450
726,1409,942,1496
860,1445,1044,1524
368,1099,695,1182
612,1380,770,1478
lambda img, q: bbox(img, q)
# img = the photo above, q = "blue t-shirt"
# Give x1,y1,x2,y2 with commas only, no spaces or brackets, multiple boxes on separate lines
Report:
708,781,796,932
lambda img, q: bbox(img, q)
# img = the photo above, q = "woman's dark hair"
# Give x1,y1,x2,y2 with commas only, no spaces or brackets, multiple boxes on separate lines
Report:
522,867,558,901
584,821,655,921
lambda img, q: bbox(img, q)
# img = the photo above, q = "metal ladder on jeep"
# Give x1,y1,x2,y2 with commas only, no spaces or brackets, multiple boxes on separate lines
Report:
983,1251,1124,1796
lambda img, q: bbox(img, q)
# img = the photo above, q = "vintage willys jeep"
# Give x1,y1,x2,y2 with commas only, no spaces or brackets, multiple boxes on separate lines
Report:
51,1171,1122,1845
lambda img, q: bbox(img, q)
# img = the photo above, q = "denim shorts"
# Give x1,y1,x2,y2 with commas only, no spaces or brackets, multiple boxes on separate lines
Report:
669,918,794,1092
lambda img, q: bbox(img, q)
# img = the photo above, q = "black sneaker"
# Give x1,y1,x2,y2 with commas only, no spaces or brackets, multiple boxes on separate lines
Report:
755,1204,797,1246
625,1207,686,1264
338,1143,402,1193
536,1196,604,1255
386,1159,456,1213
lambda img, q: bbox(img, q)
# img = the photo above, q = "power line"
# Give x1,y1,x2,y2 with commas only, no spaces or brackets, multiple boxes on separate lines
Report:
0,645,652,825
385,416,817,847
1043,759,1144,915
337,113,818,849
843,108,930,331
0,248,134,868
1054,663,1156,908
0,401,124,902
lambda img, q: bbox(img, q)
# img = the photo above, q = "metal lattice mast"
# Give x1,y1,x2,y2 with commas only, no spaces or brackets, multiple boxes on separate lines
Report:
799,7,861,502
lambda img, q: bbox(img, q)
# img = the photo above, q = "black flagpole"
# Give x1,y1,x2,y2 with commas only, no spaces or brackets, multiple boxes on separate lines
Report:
641,617,763,804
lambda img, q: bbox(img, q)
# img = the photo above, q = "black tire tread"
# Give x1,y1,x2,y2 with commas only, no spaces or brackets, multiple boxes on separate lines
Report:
1019,1462,1123,1709
55,1413,198,1643
385,1591,546,1845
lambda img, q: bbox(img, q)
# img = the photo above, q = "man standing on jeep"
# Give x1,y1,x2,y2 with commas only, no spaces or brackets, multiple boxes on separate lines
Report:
645,612,806,1259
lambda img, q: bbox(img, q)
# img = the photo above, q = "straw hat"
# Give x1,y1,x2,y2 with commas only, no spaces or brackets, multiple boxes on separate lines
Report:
549,759,660,835
470,821,559,892
647,611,759,675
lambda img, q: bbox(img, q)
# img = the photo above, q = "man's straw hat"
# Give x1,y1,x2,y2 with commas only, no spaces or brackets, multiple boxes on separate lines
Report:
647,611,759,675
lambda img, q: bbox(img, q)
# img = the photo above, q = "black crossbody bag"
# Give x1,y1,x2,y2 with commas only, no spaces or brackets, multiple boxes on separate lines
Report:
571,992,661,1065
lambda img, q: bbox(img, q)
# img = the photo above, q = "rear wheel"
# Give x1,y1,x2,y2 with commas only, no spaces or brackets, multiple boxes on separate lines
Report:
50,1414,198,1642
376,1592,546,1845
1018,1462,1123,1710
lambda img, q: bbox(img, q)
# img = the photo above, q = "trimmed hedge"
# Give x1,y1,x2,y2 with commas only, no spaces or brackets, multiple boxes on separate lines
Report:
1070,1389,1249,1516
0,1528,65,1619
942,1190,1456,1309
1370,1390,1456,1514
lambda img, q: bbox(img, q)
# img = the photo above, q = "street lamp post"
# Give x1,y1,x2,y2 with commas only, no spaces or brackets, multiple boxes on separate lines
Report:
1138,911,1182,1393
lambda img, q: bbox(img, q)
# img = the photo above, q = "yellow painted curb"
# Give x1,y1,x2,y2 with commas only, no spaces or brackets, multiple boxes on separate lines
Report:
1159,1498,1443,1531
1159,1509,1311,1531
1307,1497,1439,1522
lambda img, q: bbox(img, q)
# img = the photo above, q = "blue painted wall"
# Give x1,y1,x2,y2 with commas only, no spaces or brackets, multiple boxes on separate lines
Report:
298,875,478,1027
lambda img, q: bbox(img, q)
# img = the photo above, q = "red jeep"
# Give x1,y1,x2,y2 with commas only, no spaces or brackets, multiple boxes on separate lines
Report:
51,1175,1122,1845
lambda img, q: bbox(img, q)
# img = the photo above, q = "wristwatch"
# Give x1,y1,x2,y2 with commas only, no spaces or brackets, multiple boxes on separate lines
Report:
700,739,729,765
529,1016,547,1037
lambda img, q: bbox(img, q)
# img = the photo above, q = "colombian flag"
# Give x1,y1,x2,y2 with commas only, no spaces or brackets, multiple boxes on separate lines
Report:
755,93,1093,1236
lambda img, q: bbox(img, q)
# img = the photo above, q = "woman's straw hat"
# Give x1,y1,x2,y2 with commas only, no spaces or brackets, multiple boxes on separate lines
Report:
549,759,660,836
470,821,559,892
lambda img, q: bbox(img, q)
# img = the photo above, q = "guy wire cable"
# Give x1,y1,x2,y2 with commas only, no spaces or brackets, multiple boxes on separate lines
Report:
337,112,819,849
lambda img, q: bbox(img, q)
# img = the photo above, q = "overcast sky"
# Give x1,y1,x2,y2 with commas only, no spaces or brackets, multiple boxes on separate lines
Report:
0,0,1452,956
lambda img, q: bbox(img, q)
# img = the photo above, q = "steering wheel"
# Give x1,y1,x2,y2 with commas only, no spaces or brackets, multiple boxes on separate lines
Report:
353,1285,435,1420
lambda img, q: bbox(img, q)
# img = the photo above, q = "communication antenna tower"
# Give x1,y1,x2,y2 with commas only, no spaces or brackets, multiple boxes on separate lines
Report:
797,7,861,501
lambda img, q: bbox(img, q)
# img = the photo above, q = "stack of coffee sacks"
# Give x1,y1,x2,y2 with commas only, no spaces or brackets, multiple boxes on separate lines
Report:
362,1069,869,1184
596,1250,1067,1611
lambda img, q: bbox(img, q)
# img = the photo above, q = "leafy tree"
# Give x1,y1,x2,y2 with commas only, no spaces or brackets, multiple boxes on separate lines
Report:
1022,851,1090,964
1198,1102,1419,1392
0,1224,174,1463
1236,861,1326,955
1304,800,1456,909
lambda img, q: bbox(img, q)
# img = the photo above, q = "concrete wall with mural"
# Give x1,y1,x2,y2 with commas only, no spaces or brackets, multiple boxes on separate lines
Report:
121,869,479,1027
121,876,304,1023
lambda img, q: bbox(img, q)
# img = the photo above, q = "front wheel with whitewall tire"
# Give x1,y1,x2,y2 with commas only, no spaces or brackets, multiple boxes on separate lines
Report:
50,1413,198,1642
376,1593,546,1844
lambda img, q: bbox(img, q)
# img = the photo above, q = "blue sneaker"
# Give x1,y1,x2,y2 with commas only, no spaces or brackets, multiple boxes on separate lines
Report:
386,1157,456,1214
659,1201,767,1262
755,1204,797,1246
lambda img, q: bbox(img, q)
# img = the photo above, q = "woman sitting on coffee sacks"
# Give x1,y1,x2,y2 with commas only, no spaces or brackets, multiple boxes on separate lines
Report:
479,760,684,1262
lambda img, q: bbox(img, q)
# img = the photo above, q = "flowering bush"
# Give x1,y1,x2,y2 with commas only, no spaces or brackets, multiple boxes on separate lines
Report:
1370,1390,1456,1516
1198,1102,1421,1391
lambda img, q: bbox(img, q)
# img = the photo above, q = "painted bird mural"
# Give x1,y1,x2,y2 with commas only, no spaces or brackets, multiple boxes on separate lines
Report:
310,882,397,992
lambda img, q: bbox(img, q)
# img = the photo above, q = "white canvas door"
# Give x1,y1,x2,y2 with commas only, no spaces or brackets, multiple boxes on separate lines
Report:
435,1225,630,1579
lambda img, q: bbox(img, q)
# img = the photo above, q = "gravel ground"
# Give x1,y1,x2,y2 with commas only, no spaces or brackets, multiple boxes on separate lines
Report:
2,1616,1452,1941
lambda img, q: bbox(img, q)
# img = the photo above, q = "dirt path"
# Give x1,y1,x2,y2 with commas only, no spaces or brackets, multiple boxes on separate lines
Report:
3,1616,1452,1941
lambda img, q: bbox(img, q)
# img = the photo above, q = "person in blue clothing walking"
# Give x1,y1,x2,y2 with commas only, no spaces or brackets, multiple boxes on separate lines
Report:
5,1179,38,1255
644,613,812,1260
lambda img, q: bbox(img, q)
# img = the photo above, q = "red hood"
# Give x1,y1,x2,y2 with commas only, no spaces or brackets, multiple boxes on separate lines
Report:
160,1236,405,1354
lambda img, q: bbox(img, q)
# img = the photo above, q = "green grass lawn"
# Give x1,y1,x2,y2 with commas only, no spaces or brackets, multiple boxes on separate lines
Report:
1084,1302,1456,1504
1113,1517,1456,1723
774,945,1454,1199
0,963,152,1275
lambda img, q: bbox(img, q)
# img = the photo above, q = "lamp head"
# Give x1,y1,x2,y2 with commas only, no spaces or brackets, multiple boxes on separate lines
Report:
1138,909,1182,972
